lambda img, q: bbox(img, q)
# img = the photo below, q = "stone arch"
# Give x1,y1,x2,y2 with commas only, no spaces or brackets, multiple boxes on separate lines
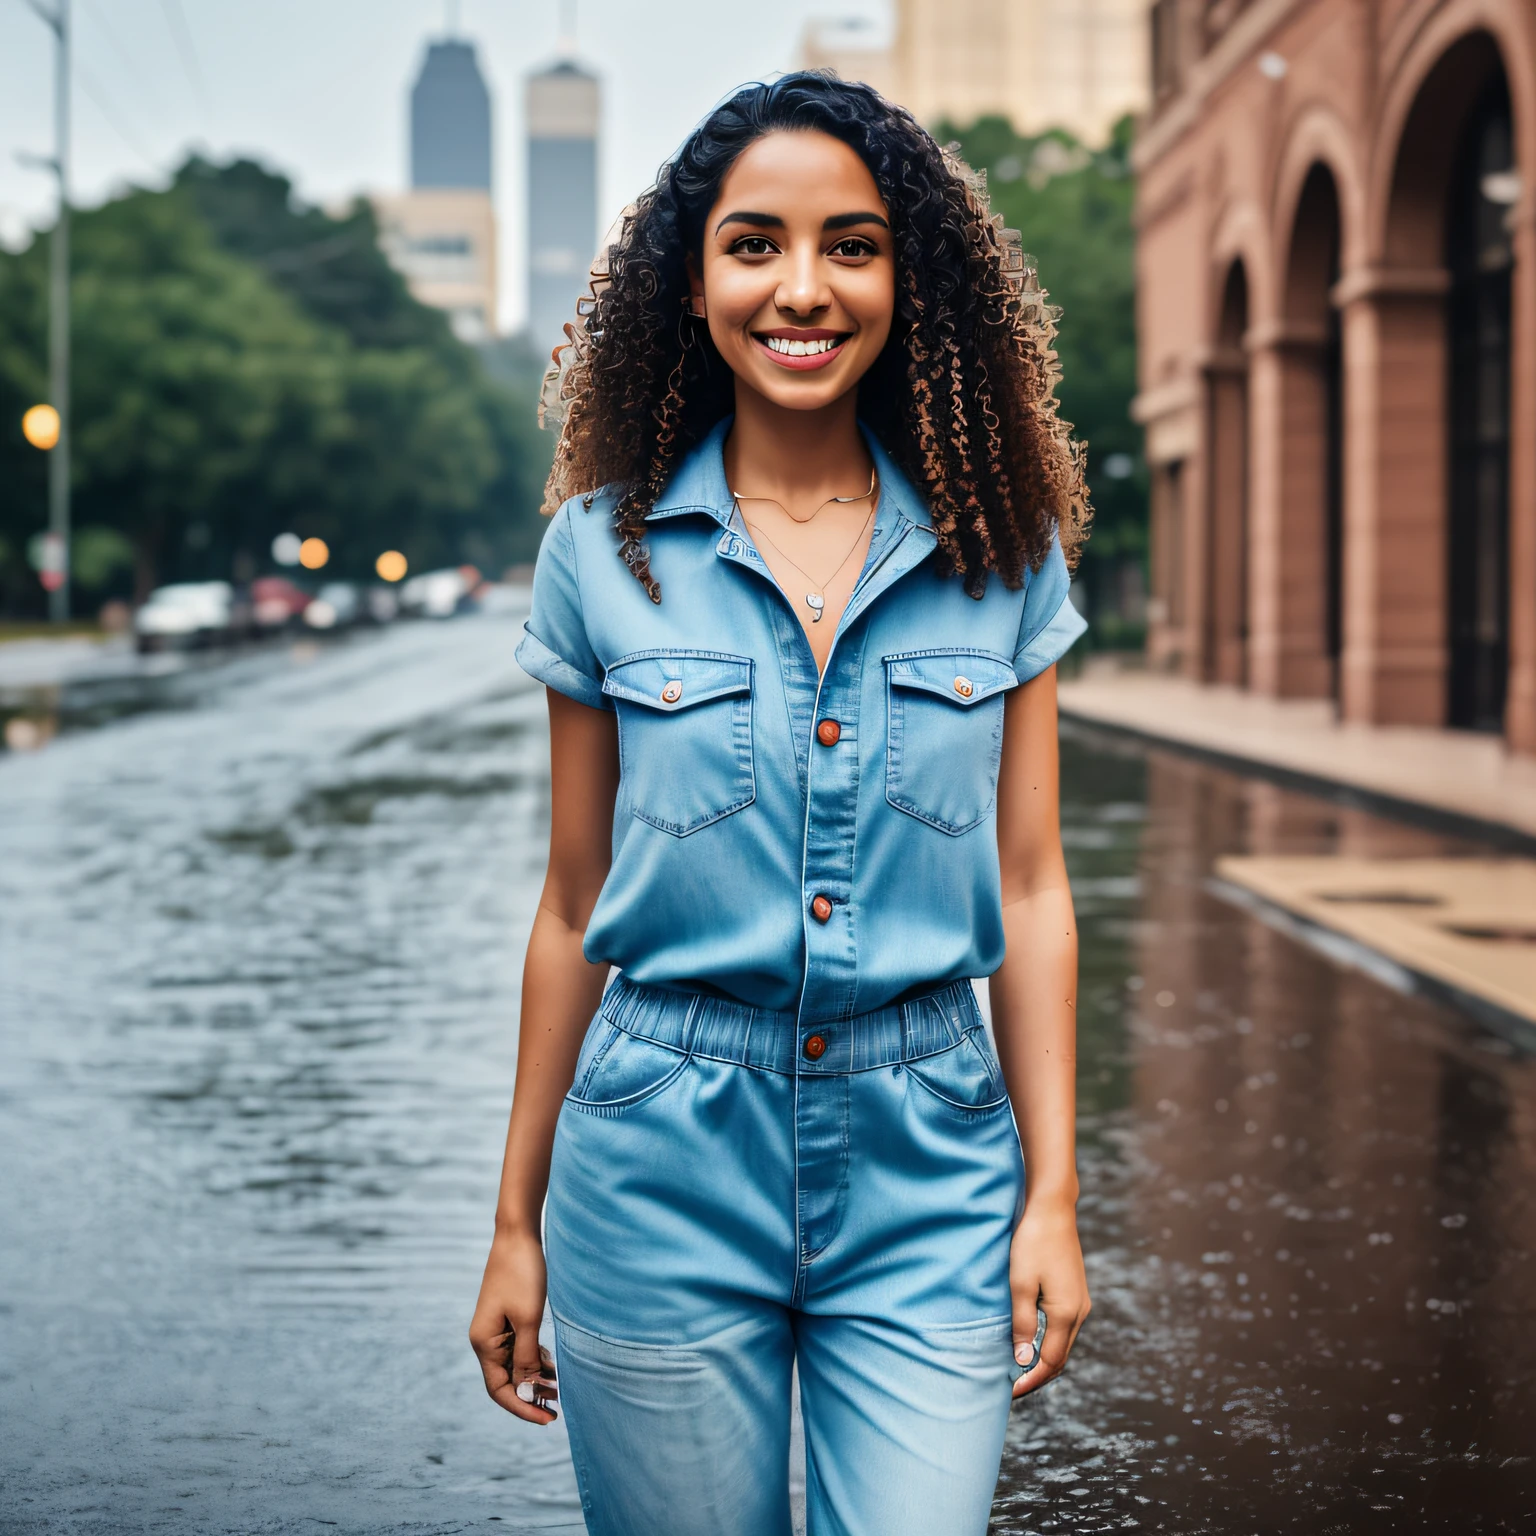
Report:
1270,106,1366,281
1245,153,1347,700
1372,0,1536,262
1348,17,1526,731
1379,29,1514,266
1208,197,1272,337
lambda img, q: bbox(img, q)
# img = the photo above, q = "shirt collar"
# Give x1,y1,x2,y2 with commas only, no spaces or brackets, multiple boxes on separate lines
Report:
645,417,935,533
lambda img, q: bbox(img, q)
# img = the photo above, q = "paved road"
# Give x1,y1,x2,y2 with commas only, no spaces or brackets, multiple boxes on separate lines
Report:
1,615,1531,1533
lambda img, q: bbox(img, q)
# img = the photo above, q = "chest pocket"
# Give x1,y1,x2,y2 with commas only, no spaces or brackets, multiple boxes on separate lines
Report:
603,650,755,836
884,649,1018,835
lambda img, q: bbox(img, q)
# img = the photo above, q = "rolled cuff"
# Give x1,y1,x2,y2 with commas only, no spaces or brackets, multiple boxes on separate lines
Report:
1013,592,1088,683
516,626,612,711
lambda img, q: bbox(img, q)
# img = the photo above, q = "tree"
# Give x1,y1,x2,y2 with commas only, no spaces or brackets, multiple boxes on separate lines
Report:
0,157,553,615
939,115,1146,644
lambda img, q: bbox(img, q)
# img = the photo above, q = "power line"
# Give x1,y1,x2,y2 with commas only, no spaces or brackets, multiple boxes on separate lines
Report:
77,0,156,99
74,57,161,172
156,0,210,129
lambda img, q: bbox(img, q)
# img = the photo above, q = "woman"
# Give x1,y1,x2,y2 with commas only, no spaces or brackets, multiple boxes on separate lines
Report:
469,73,1092,1536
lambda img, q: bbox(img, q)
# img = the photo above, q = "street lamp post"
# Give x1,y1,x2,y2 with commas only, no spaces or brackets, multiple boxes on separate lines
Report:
21,0,71,623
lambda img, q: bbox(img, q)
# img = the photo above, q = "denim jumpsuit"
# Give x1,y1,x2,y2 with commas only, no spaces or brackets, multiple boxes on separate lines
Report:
516,420,1085,1536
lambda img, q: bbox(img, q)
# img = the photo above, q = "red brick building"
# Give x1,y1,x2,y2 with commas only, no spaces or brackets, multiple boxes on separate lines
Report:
1135,0,1535,750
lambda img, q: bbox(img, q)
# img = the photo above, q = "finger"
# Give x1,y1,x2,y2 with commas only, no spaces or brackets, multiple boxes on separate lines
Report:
509,1313,546,1380
471,1317,559,1424
1012,1290,1042,1370
488,1380,560,1423
1063,1296,1091,1357
508,1317,560,1418
1013,1306,1079,1398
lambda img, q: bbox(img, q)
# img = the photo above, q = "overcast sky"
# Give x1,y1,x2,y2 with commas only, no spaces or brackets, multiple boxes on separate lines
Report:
0,0,890,330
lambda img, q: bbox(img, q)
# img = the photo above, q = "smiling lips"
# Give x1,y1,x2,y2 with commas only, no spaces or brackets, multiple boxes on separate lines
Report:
753,328,852,371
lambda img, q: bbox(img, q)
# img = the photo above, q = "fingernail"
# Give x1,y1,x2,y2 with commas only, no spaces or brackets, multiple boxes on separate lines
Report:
515,1381,536,1403
1016,1346,1030,1365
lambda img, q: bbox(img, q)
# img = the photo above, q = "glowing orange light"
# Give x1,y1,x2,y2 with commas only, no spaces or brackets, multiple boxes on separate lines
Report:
22,404,60,450
375,550,407,582
298,537,330,570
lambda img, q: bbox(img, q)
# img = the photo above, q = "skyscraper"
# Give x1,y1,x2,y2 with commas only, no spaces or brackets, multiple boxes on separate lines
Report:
374,34,498,341
412,40,493,191
526,60,599,358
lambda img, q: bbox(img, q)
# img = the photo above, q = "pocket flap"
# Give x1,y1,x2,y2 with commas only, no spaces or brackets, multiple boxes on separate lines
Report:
603,650,754,713
884,649,1017,706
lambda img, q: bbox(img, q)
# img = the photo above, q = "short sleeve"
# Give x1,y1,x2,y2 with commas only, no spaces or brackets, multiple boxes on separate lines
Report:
1013,531,1088,683
515,501,611,711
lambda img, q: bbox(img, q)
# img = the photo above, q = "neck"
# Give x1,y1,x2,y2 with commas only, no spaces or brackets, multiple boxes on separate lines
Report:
723,382,872,507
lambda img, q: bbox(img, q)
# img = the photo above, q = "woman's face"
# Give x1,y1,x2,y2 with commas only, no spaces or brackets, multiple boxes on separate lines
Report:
692,129,895,413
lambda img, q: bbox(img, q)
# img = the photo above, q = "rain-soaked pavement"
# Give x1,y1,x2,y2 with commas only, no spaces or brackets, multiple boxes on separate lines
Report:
1,611,1532,1534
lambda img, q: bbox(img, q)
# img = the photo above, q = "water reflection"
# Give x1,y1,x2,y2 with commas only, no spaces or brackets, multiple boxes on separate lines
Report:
1,633,1531,1533
995,731,1536,1532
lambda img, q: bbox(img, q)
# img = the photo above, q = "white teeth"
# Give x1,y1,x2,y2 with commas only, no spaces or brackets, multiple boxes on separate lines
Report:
764,336,840,356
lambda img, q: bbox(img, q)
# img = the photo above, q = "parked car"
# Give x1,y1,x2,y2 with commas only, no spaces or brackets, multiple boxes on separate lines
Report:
134,582,239,654
302,581,363,631
399,567,474,620
250,575,312,634
363,586,399,625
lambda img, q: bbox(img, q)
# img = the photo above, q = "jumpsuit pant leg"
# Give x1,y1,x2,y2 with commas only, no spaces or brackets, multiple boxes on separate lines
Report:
542,982,1024,1536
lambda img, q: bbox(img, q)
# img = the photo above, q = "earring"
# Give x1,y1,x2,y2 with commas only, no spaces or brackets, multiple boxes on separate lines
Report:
684,295,705,319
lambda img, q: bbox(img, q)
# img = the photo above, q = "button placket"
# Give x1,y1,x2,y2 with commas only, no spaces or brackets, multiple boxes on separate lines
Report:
797,637,865,1030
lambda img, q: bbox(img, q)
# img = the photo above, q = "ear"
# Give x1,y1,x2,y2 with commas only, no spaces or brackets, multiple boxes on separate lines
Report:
685,254,706,319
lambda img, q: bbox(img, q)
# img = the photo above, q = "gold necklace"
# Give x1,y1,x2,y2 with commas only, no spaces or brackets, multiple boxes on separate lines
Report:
742,502,877,623
729,466,877,525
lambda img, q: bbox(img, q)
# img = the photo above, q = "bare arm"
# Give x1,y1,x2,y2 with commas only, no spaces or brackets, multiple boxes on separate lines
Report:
468,689,620,1423
989,665,1091,1397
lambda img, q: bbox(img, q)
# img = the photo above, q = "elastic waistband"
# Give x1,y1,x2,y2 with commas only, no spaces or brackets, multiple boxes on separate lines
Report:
598,975,983,1076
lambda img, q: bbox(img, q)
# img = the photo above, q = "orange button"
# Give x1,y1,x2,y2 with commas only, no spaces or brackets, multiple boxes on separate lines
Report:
811,894,833,923
816,719,841,747
661,680,683,703
953,676,974,698
803,1034,827,1060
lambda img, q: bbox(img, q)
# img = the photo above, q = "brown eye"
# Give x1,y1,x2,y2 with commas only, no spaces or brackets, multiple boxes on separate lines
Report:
830,237,878,260
731,236,778,257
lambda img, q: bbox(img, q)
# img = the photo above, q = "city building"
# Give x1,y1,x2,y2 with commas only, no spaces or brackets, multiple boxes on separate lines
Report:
1133,0,1535,754
526,59,600,360
799,15,901,103
412,38,493,191
372,189,497,343
800,0,1151,145
373,36,498,342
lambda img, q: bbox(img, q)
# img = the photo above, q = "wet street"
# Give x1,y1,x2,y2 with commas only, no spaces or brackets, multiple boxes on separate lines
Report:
1,613,1532,1534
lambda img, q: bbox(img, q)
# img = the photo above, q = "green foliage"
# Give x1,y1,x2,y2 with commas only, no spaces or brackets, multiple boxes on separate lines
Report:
937,115,1145,639
70,526,136,591
0,157,551,616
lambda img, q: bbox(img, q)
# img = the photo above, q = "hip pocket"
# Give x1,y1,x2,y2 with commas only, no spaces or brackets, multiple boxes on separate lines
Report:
884,649,1017,835
604,649,755,836
565,1020,690,1117
905,1028,1011,1117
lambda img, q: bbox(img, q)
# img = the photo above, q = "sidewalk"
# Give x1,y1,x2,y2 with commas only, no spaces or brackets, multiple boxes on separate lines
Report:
0,633,134,691
1058,665,1536,846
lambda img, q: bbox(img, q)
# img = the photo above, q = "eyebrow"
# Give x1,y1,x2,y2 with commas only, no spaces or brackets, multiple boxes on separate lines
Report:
713,210,891,235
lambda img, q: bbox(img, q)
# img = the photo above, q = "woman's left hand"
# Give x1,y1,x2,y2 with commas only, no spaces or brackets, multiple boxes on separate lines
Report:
1010,1199,1091,1398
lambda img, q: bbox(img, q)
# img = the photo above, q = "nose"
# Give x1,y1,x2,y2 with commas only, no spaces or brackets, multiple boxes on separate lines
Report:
775,243,831,319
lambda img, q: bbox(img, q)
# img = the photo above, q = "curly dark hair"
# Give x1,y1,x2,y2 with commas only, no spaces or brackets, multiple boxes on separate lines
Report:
540,71,1090,601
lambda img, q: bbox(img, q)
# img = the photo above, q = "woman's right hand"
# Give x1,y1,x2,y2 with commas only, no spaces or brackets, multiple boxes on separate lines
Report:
468,1225,560,1424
